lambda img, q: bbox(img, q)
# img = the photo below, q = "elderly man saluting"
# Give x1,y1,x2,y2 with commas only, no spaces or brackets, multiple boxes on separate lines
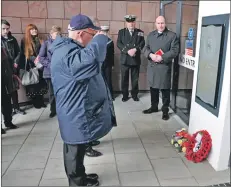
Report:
49,14,116,186
143,16,179,120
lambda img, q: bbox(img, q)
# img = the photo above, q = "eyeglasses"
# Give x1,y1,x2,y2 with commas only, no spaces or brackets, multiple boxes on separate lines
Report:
82,30,95,37
67,28,95,36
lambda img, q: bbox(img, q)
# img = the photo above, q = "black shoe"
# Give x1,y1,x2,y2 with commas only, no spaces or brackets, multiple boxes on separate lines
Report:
162,113,170,120
49,112,56,118
85,146,102,157
2,128,6,134
14,109,26,115
6,123,18,130
86,173,98,180
81,178,99,186
89,140,100,147
33,104,41,109
41,103,47,108
132,96,139,101
122,97,129,102
142,107,158,114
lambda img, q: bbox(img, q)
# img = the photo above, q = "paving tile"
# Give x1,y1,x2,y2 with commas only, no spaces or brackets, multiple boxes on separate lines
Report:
119,171,159,186
49,143,63,159
39,178,68,186
133,121,162,131
84,145,115,165
1,161,11,176
113,138,145,154
151,158,192,180
116,152,152,172
19,136,55,152
2,144,21,162
85,164,120,186
42,158,66,179
182,157,230,184
111,124,138,139
160,177,199,186
138,129,171,145
8,150,50,170
1,133,28,146
2,169,44,186
144,143,180,160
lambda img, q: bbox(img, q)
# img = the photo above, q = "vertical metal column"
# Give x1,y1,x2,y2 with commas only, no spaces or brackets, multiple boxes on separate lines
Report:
169,1,183,110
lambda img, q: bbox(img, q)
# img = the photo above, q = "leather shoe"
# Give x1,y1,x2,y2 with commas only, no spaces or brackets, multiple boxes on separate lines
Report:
132,96,139,101
162,113,170,120
86,173,98,180
2,128,6,134
49,112,56,118
89,140,100,147
122,97,129,102
81,178,99,186
6,123,18,129
142,107,158,114
85,146,102,157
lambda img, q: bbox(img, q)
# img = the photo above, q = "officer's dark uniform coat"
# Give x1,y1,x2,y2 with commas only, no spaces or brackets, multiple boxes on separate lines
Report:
117,28,145,97
143,28,179,89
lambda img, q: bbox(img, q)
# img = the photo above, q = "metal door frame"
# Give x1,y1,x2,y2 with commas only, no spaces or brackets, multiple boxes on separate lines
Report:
160,1,189,124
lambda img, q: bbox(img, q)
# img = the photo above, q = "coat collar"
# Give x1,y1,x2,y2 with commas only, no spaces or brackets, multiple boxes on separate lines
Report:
153,27,169,36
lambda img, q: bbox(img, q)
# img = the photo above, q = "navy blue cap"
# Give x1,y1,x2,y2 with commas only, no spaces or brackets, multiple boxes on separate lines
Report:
69,14,100,31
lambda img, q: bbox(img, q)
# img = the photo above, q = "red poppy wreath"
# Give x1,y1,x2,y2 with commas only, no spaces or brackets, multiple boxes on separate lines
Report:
185,130,212,163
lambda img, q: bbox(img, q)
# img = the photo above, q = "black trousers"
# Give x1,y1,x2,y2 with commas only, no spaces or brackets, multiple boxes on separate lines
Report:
101,66,113,98
46,78,56,113
63,143,86,186
150,87,170,113
11,90,19,110
121,65,140,98
1,87,13,126
31,95,45,108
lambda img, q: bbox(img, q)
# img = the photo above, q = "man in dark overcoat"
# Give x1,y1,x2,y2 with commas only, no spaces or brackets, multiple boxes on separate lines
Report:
100,25,115,100
143,16,179,120
117,15,145,102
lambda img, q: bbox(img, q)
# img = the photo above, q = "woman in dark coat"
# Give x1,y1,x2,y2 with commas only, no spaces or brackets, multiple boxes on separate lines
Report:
19,24,47,109
39,25,62,118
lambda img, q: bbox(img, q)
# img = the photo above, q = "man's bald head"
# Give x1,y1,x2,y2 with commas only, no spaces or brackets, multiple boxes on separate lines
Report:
155,16,166,32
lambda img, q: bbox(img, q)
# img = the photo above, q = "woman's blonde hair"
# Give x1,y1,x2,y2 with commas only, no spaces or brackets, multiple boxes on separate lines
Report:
50,25,62,35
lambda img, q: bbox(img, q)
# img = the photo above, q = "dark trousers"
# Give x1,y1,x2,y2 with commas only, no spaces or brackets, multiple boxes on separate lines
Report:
11,90,19,110
1,87,13,126
46,78,56,113
150,87,170,113
31,95,45,108
63,143,86,186
121,65,140,98
102,66,113,98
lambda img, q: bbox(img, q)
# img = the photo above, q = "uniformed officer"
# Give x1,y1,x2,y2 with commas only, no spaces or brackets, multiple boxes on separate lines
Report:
143,16,179,120
100,25,115,100
117,15,145,102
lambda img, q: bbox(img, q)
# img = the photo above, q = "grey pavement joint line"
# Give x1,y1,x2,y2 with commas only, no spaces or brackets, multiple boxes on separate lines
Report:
112,132,122,186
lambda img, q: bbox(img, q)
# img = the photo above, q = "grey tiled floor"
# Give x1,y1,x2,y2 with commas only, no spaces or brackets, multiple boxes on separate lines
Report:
1,94,230,186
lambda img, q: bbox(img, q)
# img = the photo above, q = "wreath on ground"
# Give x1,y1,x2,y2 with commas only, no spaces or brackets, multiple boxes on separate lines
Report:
171,129,212,163
185,130,212,163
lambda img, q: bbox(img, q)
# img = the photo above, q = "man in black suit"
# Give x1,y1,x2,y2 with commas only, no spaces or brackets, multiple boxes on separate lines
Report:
117,15,145,102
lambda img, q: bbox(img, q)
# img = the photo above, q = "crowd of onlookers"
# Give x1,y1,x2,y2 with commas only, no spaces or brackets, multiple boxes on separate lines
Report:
1,20,62,134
